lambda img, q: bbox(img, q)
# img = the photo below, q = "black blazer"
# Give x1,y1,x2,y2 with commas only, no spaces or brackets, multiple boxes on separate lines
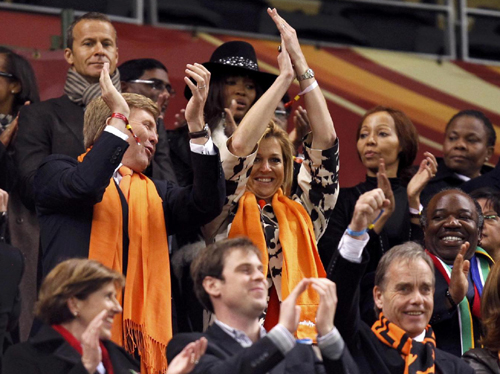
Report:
167,323,358,374
2,324,139,374
15,94,177,210
33,131,225,277
0,244,24,373
328,252,475,374
430,262,482,357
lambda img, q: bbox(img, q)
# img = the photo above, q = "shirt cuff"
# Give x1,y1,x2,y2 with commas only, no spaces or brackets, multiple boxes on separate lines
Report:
338,231,369,263
317,327,344,360
105,125,128,140
267,324,296,355
190,137,216,155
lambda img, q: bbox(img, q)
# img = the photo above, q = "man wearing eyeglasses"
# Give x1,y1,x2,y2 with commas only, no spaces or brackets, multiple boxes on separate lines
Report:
119,58,178,183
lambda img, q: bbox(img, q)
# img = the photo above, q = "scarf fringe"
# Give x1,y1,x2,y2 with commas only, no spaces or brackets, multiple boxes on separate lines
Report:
124,319,168,374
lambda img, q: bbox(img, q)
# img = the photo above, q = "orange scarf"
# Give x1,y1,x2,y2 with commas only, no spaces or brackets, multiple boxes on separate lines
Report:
78,152,171,374
372,313,436,374
229,189,326,340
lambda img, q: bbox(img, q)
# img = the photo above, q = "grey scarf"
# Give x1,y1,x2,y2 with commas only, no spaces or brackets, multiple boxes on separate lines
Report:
64,68,121,106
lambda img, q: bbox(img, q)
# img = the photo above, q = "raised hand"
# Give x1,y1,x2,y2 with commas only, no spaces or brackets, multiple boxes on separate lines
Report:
279,278,311,334
184,63,211,134
0,189,8,212
81,309,107,374
223,101,238,138
407,152,438,208
167,337,208,374
310,278,337,337
349,188,389,236
448,242,471,306
0,101,30,147
267,8,304,66
377,159,395,216
99,62,129,117
173,109,187,128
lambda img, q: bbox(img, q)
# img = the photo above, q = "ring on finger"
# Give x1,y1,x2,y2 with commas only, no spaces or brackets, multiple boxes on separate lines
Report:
198,85,206,89
194,359,199,365
281,23,286,29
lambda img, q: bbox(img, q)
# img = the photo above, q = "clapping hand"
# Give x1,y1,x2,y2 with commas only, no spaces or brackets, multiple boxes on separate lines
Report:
448,242,471,306
407,152,438,208
184,63,210,137
81,310,107,374
167,337,208,374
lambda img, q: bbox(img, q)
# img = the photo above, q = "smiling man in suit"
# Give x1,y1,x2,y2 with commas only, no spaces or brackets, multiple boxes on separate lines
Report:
167,237,357,374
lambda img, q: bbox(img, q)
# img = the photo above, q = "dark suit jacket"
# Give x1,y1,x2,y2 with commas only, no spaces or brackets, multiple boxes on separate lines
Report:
328,252,475,374
461,160,500,194
420,158,493,207
2,324,139,374
15,94,177,210
430,260,482,357
33,131,225,277
167,324,358,374
0,244,24,374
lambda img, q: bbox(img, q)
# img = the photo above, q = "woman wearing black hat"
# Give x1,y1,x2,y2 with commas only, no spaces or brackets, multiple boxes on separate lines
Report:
203,8,338,340
169,41,277,187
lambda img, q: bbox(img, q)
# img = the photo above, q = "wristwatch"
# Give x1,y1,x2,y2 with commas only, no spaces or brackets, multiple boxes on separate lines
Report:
297,68,315,81
188,123,210,139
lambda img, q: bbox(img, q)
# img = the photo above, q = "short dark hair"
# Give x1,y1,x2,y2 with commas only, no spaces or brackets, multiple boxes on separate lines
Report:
118,58,168,82
357,106,419,175
0,46,40,113
471,187,500,217
66,12,115,50
420,187,484,231
445,110,496,148
191,237,261,313
35,259,125,325
375,241,435,291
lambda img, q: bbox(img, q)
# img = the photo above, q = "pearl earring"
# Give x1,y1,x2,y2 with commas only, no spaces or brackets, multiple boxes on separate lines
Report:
74,311,78,317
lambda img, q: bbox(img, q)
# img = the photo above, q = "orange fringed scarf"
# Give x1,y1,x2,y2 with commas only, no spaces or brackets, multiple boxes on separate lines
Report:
372,313,436,374
229,189,326,340
78,153,172,374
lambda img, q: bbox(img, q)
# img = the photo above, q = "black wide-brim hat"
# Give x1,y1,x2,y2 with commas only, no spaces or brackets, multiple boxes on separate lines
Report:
184,40,278,100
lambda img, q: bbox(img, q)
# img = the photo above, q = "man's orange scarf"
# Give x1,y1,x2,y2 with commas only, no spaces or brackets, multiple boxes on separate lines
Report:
78,153,171,374
228,189,326,340
372,313,436,374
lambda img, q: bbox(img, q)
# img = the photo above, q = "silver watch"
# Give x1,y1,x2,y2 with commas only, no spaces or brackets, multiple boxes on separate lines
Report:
297,68,315,81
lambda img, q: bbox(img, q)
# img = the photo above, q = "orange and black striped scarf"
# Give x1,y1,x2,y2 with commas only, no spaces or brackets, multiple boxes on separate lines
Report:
228,189,326,340
78,152,171,374
372,313,436,374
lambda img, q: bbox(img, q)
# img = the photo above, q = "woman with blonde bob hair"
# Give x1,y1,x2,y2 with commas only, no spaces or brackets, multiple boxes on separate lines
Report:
463,261,500,373
204,8,339,340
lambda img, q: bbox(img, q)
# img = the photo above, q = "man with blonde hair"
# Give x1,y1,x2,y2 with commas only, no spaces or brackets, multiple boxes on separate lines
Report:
33,63,224,373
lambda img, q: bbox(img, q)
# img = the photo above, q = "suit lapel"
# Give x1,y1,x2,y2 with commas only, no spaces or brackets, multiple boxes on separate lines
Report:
53,95,85,145
206,324,245,357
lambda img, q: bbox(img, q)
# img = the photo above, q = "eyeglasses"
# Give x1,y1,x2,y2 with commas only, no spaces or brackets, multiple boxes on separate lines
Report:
128,79,176,96
0,71,14,79
274,109,288,119
484,214,499,222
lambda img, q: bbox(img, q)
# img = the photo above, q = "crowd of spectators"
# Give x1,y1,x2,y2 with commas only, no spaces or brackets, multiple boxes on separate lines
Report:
1,6,500,374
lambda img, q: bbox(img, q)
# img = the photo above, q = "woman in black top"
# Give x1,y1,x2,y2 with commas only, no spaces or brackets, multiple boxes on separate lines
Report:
318,106,437,323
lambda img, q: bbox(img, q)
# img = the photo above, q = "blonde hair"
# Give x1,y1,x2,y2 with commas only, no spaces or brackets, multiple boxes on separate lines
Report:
259,121,294,196
35,259,125,325
83,93,159,148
